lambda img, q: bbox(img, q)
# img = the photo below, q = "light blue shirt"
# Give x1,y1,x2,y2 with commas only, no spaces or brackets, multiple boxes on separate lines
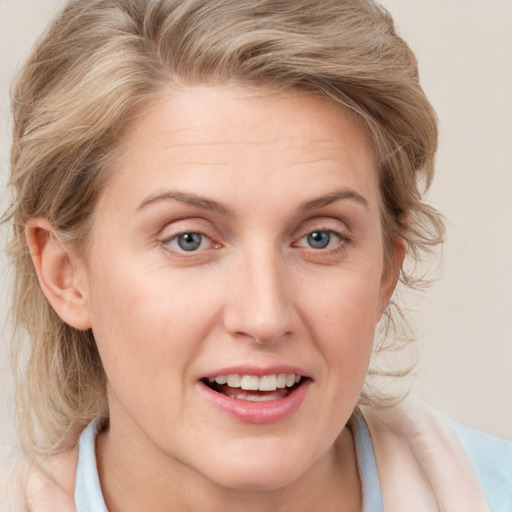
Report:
75,419,108,512
452,421,512,511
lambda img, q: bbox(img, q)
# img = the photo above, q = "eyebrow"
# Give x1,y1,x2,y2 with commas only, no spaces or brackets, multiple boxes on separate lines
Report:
136,191,233,216
136,187,369,215
301,189,370,212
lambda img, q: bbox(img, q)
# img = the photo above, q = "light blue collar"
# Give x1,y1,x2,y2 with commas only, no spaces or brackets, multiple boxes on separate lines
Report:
75,418,108,512
350,407,384,512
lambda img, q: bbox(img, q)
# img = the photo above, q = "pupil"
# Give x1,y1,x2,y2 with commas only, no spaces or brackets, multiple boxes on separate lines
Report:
308,231,330,249
178,233,202,251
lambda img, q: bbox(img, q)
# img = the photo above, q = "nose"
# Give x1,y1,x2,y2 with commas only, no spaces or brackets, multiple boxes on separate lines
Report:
222,247,295,345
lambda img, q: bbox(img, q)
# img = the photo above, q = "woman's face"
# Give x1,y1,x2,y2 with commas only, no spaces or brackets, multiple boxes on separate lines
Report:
77,85,398,490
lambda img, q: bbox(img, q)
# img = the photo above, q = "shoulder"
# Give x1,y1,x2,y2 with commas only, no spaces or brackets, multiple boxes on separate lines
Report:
24,446,78,512
452,421,512,511
361,398,511,511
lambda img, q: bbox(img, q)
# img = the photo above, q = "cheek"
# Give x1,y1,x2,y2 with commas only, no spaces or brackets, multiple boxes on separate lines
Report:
298,270,382,379
301,266,383,337
84,257,220,399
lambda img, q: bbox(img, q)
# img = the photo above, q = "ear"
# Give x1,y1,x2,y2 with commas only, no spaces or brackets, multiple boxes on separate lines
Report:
378,236,406,318
26,218,92,330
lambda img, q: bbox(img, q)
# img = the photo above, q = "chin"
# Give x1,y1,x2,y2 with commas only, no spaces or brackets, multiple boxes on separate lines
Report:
197,443,314,492
210,465,304,492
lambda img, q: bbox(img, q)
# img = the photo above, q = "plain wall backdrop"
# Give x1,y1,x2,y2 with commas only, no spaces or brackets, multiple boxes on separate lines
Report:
1,0,511,475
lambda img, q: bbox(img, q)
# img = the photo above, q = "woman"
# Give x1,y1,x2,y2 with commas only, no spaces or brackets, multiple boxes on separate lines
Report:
4,0,511,510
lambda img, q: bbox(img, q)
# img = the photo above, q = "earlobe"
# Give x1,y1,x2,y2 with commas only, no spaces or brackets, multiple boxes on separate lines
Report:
26,218,92,330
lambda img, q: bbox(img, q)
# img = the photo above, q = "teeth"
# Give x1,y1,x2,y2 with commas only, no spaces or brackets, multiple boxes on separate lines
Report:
276,374,287,389
240,375,259,390
231,392,282,402
259,375,277,391
210,373,302,391
226,375,241,387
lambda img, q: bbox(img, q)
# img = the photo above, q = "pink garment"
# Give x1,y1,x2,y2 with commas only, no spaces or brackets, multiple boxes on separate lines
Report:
361,399,492,511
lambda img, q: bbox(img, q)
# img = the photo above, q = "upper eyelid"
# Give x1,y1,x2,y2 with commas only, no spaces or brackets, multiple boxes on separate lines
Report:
294,219,350,239
166,231,210,241
160,228,211,241
301,228,343,237
297,214,349,228
157,217,217,238
155,216,350,242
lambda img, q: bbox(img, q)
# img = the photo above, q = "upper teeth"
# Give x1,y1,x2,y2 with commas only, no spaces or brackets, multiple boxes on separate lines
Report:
208,374,301,391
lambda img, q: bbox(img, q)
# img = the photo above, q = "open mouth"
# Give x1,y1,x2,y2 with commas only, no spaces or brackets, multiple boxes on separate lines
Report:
201,373,308,402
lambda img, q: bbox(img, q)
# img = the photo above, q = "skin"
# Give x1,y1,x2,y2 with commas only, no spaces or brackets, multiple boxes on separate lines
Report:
28,85,403,512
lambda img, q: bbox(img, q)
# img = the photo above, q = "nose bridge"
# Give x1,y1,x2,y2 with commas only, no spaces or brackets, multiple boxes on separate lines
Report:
224,243,293,344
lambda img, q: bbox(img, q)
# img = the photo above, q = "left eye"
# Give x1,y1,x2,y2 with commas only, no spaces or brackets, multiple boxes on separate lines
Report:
298,230,341,250
168,232,210,252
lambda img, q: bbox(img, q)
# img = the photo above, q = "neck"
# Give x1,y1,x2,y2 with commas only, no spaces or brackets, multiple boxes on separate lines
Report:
96,412,362,512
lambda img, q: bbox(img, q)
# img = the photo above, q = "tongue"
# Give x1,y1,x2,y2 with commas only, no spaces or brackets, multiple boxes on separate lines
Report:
219,384,289,401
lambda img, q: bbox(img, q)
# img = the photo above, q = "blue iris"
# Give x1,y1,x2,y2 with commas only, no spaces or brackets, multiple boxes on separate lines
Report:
177,233,202,251
307,231,331,249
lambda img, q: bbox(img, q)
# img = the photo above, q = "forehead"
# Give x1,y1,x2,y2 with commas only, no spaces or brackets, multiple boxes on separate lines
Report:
98,84,378,214
123,85,373,159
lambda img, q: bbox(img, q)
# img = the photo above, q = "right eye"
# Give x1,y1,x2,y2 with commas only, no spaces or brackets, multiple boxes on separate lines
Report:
166,232,212,253
303,230,338,249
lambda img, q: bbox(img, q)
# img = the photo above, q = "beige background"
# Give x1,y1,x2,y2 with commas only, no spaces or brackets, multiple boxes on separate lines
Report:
1,0,511,473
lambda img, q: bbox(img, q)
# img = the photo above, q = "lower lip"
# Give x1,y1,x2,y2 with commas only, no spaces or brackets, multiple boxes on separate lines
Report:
198,380,311,424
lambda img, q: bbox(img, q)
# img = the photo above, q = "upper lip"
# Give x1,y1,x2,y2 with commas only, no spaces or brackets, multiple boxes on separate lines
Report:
200,365,312,380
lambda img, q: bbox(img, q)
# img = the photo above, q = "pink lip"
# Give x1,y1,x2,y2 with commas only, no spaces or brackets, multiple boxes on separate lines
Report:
197,365,312,424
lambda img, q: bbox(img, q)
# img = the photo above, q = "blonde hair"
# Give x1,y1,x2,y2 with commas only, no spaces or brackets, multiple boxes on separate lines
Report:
5,0,443,457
